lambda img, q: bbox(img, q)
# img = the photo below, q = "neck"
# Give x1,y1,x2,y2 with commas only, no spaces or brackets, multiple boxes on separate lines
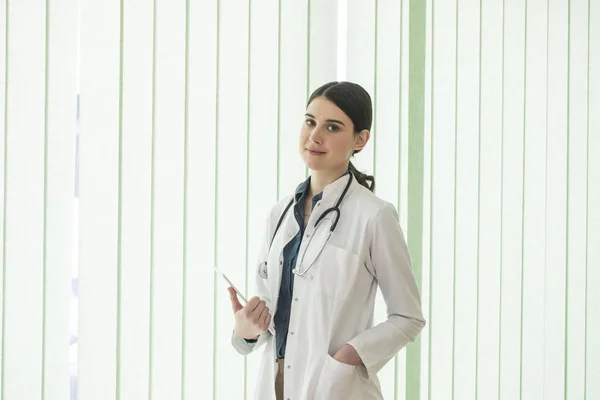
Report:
308,164,349,198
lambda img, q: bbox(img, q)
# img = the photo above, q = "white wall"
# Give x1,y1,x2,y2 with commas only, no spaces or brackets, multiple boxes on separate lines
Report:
0,0,598,399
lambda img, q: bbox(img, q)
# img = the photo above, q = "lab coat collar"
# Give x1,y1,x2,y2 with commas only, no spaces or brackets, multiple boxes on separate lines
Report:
293,169,351,205
321,169,353,201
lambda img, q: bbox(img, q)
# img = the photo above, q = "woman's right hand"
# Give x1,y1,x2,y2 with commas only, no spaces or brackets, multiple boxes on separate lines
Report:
228,287,272,340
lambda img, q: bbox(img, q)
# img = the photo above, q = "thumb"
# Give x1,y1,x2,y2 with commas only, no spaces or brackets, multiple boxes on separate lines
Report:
228,287,243,312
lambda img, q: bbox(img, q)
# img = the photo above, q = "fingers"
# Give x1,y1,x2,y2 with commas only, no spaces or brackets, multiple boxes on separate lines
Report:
244,297,263,316
239,296,271,330
256,305,269,325
247,301,266,324
242,300,267,325
228,287,243,313
261,311,271,331
246,296,261,312
254,305,271,332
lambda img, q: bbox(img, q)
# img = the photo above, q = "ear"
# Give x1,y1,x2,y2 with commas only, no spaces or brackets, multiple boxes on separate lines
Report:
354,129,370,152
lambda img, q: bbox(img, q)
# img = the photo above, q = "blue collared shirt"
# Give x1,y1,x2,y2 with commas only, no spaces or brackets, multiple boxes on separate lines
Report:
274,175,322,359
274,170,350,359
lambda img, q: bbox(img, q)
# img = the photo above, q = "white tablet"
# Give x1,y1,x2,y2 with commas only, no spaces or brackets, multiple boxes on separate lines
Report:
213,266,248,304
213,265,275,336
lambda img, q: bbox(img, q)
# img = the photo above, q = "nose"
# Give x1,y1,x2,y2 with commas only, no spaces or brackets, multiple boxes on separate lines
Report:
309,125,324,144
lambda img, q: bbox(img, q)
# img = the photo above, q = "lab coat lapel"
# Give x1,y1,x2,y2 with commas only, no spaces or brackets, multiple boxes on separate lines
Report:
295,216,334,277
295,173,355,274
267,201,300,307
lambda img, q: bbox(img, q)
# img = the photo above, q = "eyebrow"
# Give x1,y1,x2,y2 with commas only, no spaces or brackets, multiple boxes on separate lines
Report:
305,113,346,126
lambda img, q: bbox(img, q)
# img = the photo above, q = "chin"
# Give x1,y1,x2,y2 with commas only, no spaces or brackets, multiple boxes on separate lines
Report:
303,160,321,170
302,150,337,172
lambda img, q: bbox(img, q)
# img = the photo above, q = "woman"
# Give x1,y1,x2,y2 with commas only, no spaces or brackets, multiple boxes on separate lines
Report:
229,81,426,400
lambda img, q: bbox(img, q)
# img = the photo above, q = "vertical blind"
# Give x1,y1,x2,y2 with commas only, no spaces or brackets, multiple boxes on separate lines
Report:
0,0,598,399
0,0,77,399
423,0,599,399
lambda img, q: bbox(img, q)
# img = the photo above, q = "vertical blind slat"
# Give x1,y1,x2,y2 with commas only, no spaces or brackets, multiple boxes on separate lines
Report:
213,1,250,398
308,0,339,97
119,0,154,397
149,0,187,397
476,1,504,398
0,0,8,395
453,0,480,398
586,2,600,398
44,0,78,397
375,0,405,397
78,0,121,398
277,1,309,197
183,0,218,398
429,0,458,396
245,1,280,397
346,0,375,177
544,1,569,398
565,1,590,398
1,0,46,398
520,0,548,397
498,1,526,398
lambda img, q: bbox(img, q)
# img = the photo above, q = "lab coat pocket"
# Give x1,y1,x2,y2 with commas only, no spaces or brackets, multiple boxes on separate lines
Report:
313,244,360,300
314,354,360,399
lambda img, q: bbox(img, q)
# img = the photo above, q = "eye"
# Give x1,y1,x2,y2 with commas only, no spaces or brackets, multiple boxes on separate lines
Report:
327,124,340,132
305,119,316,127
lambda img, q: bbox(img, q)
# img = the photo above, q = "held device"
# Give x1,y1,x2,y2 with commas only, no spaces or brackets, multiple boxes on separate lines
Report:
213,265,248,304
213,266,275,336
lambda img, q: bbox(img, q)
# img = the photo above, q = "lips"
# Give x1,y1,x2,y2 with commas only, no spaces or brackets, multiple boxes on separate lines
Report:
307,148,325,155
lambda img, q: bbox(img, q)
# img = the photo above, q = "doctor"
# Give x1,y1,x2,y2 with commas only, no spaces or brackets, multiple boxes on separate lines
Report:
229,81,426,400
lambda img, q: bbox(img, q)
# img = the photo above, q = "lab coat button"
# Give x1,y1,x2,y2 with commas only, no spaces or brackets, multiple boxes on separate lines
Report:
287,365,291,369
306,233,310,238
294,297,298,301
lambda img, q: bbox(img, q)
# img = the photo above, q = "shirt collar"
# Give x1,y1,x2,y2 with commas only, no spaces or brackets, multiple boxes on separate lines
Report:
294,176,317,204
293,169,351,204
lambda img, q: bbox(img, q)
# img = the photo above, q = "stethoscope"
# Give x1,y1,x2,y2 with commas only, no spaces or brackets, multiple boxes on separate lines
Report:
258,172,353,279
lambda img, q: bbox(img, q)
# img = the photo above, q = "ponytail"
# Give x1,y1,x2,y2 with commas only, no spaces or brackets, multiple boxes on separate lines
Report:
348,161,375,193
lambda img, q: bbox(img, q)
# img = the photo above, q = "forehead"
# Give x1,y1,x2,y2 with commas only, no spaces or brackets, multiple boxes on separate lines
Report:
306,97,351,123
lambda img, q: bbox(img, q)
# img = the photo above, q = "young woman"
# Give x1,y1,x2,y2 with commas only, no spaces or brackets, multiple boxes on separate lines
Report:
229,81,425,400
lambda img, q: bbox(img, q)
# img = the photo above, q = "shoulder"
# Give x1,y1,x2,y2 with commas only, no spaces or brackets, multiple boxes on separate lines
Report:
347,185,403,244
350,184,398,222
261,194,295,239
266,194,295,223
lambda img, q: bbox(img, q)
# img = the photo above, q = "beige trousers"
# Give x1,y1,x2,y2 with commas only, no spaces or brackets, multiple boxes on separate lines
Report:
275,358,285,400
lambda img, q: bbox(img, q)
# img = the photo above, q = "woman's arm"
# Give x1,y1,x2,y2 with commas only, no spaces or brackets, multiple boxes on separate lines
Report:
345,202,426,378
230,214,274,355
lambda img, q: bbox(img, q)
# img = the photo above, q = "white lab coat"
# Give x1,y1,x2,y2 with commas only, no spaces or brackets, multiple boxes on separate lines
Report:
232,173,426,400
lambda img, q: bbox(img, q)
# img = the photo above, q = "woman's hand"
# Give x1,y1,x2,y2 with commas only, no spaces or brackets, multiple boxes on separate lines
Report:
333,344,364,366
228,287,272,340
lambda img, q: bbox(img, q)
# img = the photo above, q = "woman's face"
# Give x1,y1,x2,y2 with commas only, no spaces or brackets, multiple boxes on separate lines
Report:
299,96,368,172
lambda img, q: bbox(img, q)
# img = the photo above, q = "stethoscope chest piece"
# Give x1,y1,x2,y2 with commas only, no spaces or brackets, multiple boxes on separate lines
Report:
258,261,268,279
